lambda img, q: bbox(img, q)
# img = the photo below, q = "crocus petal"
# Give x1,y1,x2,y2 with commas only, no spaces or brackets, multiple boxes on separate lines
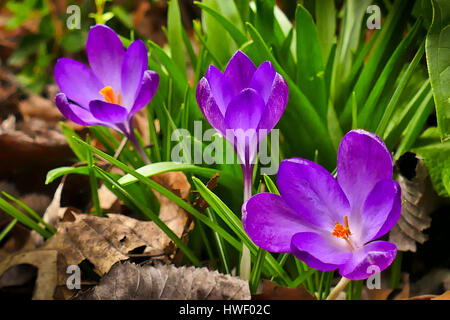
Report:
291,232,352,267
55,93,103,126
129,70,159,115
224,88,264,131
277,158,350,230
224,88,265,165
196,77,227,136
223,50,256,94
353,179,401,244
120,40,148,109
243,193,314,253
257,73,289,133
371,181,402,241
248,61,276,104
86,24,125,92
89,100,129,125
291,246,341,271
337,129,393,217
205,65,233,116
54,58,104,109
339,241,397,280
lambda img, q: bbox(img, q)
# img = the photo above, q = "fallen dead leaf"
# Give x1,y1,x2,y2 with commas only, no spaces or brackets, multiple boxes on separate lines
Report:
41,211,190,276
252,280,316,300
362,288,393,300
0,250,58,299
76,262,250,300
431,291,450,300
390,157,439,252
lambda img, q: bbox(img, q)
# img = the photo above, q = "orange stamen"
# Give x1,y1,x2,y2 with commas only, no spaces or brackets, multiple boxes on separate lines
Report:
100,86,121,105
332,215,353,249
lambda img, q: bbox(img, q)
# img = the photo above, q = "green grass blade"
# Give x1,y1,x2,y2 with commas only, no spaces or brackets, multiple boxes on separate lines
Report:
426,0,450,141
295,4,328,120
263,174,279,194
395,90,434,159
72,136,243,253
2,192,56,233
0,219,17,243
167,0,187,77
249,248,266,293
195,1,247,47
357,18,423,129
376,42,425,136
0,196,52,238
94,166,202,267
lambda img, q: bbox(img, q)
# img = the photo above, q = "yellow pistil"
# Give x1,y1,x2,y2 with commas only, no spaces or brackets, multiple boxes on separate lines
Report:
99,86,121,105
332,215,353,249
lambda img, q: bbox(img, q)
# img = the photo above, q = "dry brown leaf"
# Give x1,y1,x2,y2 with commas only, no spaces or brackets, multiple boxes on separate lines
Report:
76,262,250,300
41,211,190,276
0,250,57,299
362,289,393,300
431,291,450,300
390,158,439,252
393,274,410,300
193,173,220,210
252,280,316,300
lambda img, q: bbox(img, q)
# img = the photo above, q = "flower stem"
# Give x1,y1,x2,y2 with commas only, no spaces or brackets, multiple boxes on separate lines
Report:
326,276,351,300
128,131,150,165
240,165,253,280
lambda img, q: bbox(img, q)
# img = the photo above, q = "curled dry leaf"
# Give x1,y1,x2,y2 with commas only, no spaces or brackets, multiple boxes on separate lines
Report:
390,157,439,252
76,262,250,300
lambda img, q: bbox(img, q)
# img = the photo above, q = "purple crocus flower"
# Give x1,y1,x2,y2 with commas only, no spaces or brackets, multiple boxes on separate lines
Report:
196,50,288,201
243,129,402,280
54,24,159,163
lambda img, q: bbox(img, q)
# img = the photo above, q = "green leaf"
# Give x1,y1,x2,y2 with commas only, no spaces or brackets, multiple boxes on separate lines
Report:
1,192,56,233
376,42,426,136
60,122,88,162
0,196,52,238
72,136,243,256
195,1,247,47
358,18,423,130
395,90,434,159
263,175,279,195
412,127,450,197
246,22,336,169
167,0,187,77
111,5,133,29
442,167,450,194
45,166,90,184
94,166,201,266
315,0,336,64
0,219,17,243
118,162,239,189
60,30,86,52
338,0,413,128
200,0,242,64
426,0,450,141
295,4,327,120
330,0,372,102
